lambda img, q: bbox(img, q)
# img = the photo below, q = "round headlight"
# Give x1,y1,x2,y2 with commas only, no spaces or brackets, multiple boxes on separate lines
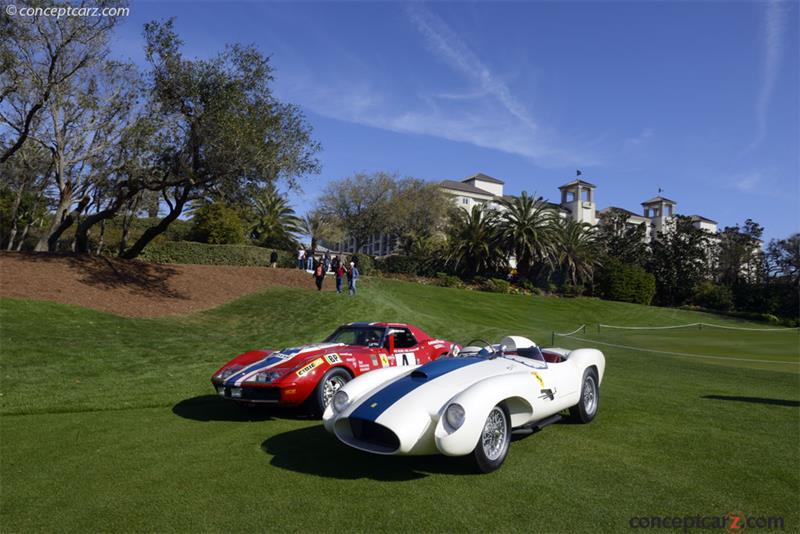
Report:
445,403,465,430
332,390,349,412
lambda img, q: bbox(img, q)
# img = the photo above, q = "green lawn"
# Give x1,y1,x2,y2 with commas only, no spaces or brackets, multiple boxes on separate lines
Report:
1,278,798,532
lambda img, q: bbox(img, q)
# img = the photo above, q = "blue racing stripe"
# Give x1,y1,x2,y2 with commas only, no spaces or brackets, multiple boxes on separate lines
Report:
349,357,483,422
224,356,285,386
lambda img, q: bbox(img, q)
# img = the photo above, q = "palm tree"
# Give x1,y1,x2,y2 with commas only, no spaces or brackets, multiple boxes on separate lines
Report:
555,218,602,290
446,204,504,277
496,192,558,280
246,185,303,249
302,210,341,252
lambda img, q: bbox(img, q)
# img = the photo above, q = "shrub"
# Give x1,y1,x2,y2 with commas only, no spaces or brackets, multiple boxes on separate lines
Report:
691,282,734,311
479,278,512,294
188,203,245,245
434,272,464,288
562,283,585,298
375,255,420,275
597,258,657,305
140,241,287,267
515,278,537,293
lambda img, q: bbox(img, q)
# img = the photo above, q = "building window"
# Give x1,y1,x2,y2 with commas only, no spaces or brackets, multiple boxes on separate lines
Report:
462,197,469,205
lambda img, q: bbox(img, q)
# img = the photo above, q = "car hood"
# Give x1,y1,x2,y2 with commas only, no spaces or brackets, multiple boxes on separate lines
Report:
334,357,512,453
222,342,345,386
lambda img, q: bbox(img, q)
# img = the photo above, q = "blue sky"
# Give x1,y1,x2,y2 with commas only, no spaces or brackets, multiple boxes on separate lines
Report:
113,1,799,241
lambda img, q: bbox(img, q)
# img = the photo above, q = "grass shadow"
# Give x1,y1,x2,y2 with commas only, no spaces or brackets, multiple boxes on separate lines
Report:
261,425,478,481
701,395,800,407
172,395,318,422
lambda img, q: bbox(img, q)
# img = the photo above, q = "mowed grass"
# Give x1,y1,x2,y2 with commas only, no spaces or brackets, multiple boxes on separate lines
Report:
1,277,799,532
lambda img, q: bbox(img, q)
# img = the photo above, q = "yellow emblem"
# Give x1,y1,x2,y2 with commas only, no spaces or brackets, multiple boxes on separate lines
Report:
532,372,545,388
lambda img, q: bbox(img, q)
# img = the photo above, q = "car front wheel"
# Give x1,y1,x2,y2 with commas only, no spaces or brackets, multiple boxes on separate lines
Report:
472,404,511,473
311,367,351,416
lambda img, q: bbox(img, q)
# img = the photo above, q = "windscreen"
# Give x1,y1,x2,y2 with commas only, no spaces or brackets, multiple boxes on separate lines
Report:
325,326,386,347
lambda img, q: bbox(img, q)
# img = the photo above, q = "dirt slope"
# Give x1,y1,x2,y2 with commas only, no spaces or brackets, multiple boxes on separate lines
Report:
0,252,331,317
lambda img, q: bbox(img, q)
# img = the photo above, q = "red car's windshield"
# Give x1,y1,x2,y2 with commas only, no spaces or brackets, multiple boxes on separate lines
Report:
325,326,386,347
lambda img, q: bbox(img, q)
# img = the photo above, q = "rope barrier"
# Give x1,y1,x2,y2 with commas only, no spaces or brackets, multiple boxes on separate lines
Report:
551,324,585,345
598,322,798,332
557,334,800,366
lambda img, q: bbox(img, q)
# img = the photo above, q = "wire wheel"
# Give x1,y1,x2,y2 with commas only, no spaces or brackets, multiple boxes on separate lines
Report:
481,406,509,461
322,375,347,407
583,374,597,416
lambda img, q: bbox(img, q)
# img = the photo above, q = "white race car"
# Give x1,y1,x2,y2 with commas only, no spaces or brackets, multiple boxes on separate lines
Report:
323,336,605,472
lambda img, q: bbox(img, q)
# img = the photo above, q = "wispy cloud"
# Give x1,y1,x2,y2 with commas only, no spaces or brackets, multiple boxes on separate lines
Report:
624,127,654,148
280,4,600,167
748,0,787,151
734,172,762,193
406,3,537,132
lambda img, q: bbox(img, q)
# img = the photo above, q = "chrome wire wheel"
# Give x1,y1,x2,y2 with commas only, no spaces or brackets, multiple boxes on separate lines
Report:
481,406,509,461
583,375,598,416
322,375,347,407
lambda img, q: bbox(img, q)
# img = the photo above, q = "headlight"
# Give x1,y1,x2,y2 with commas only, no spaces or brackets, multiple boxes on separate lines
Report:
445,403,465,430
216,366,242,380
332,390,349,412
253,370,286,383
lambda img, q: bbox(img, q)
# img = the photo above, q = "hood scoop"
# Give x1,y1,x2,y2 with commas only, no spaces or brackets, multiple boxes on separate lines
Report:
410,369,429,380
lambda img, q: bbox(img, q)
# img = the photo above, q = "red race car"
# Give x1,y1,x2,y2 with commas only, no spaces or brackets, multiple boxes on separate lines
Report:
211,322,457,414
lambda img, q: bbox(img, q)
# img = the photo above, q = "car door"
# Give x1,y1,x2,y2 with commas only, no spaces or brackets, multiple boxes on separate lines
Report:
385,328,424,367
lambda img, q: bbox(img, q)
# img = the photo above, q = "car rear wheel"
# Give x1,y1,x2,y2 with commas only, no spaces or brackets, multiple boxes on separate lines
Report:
311,367,351,416
472,404,511,473
568,368,599,423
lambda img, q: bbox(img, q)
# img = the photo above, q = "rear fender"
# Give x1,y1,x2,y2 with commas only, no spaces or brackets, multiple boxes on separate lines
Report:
434,373,535,457
566,348,605,384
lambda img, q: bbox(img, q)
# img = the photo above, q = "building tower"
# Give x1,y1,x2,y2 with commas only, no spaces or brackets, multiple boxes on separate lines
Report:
641,195,676,236
558,179,597,225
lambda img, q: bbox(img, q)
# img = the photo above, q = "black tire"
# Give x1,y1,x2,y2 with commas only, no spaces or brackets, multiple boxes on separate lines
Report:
310,367,351,417
472,404,511,473
568,367,599,424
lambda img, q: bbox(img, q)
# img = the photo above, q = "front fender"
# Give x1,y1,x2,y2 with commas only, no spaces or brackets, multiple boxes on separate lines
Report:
322,365,416,431
434,372,535,457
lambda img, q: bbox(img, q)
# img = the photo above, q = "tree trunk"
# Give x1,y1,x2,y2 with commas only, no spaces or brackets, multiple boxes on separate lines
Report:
95,220,106,255
43,195,90,252
120,185,191,259
6,179,27,250
74,206,117,253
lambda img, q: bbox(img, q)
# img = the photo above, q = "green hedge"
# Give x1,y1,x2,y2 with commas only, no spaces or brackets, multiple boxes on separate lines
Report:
139,241,376,274
140,241,292,267
597,258,656,305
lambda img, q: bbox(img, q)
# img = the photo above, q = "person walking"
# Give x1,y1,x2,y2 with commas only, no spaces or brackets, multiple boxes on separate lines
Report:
306,249,314,270
335,262,346,294
323,252,331,273
297,248,305,270
270,250,278,268
331,255,340,273
347,261,359,296
313,259,326,291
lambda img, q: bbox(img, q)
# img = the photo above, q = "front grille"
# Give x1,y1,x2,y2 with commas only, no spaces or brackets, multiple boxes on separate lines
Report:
226,386,281,402
349,418,400,452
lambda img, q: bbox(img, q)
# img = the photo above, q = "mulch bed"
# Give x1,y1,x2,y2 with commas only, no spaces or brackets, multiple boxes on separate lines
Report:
0,252,332,318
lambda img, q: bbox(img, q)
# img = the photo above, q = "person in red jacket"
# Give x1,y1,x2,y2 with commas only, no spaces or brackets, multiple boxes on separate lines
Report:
313,260,326,291
334,262,346,294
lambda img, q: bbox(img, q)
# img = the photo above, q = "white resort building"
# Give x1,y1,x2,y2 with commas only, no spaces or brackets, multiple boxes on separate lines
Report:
324,172,719,255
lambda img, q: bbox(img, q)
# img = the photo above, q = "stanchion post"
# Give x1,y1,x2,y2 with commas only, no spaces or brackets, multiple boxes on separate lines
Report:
551,331,555,346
